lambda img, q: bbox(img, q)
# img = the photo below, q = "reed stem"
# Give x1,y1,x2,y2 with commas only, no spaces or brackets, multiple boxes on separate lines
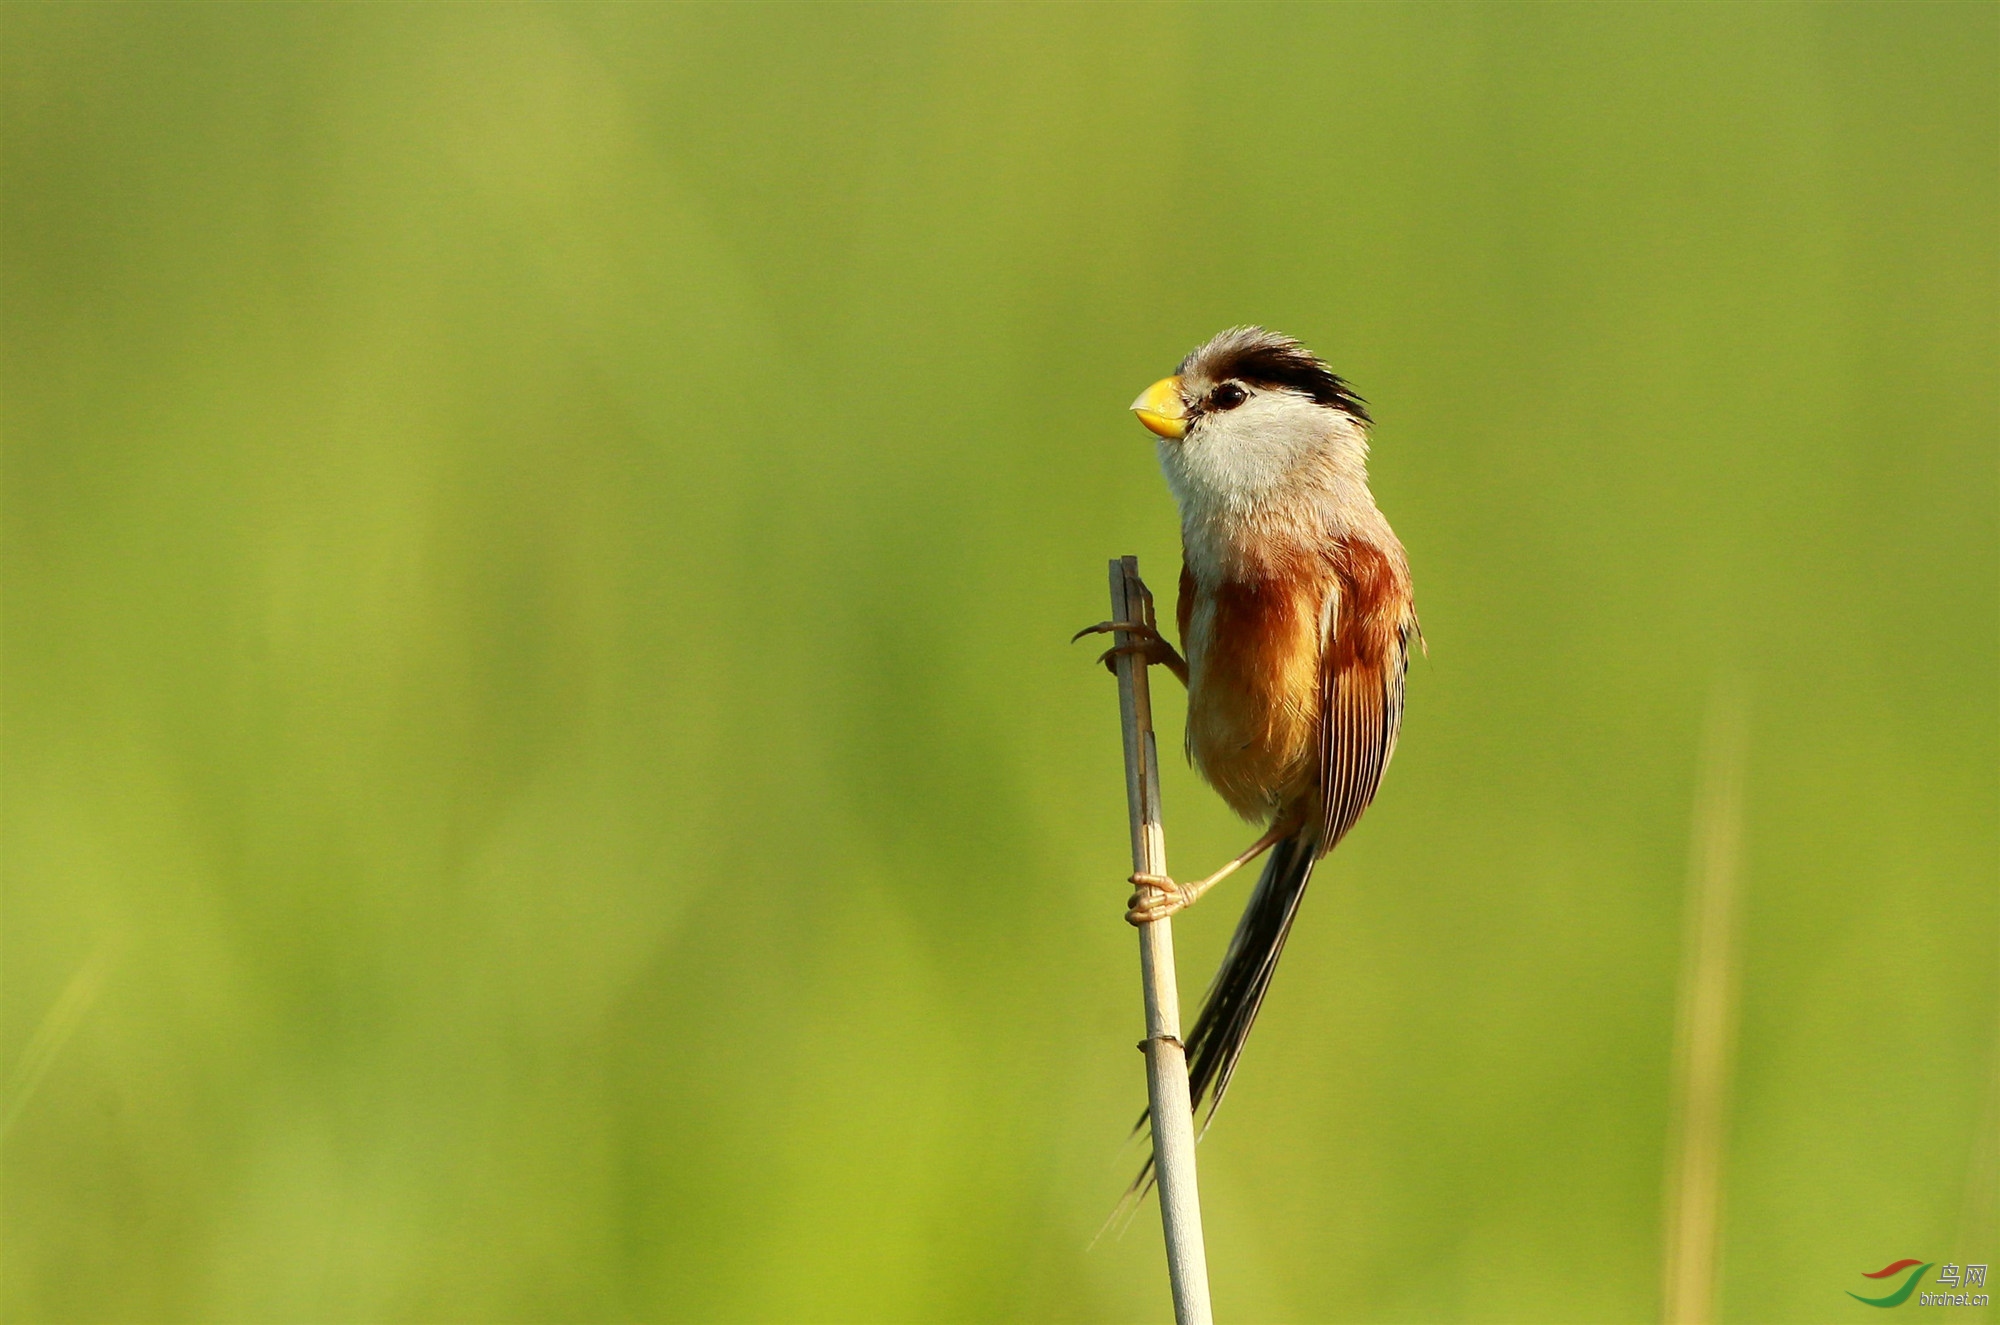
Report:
1107,555,1214,1325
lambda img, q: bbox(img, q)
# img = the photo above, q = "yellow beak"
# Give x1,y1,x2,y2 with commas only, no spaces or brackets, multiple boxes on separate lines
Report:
1131,376,1188,440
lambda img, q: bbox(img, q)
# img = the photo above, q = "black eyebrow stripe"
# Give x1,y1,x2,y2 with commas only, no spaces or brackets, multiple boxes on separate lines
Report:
1181,328,1372,424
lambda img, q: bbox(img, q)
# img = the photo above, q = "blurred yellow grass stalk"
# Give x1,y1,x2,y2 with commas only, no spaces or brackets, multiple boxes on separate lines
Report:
1662,683,1749,1325
2,939,120,1137
1946,1002,2000,1323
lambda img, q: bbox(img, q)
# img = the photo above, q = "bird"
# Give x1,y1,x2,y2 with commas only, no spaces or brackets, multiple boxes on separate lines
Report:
1077,326,1418,1149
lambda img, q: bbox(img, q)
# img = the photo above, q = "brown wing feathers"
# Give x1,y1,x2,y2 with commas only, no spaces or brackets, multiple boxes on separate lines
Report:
1318,538,1410,853
1161,537,1412,1157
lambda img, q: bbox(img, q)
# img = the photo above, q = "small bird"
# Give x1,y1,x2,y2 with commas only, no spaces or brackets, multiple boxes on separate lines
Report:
1079,326,1417,1137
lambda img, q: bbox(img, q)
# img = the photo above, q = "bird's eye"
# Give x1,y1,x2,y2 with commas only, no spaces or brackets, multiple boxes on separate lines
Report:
1210,383,1247,411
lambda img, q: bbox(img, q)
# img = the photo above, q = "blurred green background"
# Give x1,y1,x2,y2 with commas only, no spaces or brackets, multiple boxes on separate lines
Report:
3,4,1994,1322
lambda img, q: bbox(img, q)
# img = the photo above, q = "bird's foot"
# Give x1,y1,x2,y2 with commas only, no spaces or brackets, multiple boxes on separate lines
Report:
1126,873,1195,926
1072,621,1183,676
1122,828,1288,927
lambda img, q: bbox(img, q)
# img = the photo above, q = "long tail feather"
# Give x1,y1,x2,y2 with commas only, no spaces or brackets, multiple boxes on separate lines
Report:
1125,831,1320,1199
1185,831,1319,1123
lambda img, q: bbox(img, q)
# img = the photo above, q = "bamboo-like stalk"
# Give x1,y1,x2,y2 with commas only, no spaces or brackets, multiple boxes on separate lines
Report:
1107,556,1214,1325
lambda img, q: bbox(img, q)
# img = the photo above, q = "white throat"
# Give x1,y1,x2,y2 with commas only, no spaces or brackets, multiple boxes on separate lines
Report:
1157,391,1373,581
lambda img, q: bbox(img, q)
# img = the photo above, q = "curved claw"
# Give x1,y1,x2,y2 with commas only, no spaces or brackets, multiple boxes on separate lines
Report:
1076,620,1180,677
1096,641,1159,674
1071,619,1156,645
1126,872,1193,926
